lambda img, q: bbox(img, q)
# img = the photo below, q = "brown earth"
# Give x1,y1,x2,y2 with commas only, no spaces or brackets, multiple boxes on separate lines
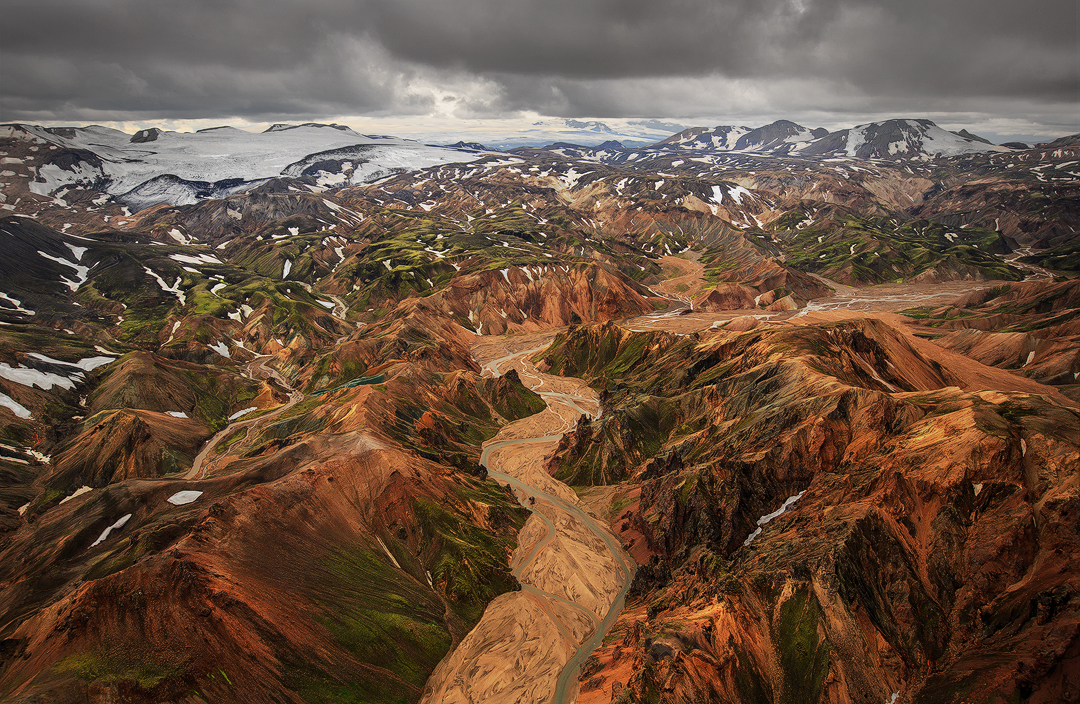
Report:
0,431,523,703
533,299,1079,704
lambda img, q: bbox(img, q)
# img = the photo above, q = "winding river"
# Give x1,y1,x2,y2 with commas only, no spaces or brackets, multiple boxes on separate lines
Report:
182,355,303,480
422,338,635,704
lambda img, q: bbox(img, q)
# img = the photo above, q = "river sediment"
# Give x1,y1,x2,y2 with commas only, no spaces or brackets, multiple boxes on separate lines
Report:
421,335,635,704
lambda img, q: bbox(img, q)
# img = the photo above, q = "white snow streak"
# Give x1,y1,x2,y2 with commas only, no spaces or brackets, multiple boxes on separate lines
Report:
744,491,806,546
37,250,90,291
144,267,187,304
91,514,133,548
0,392,31,419
228,406,258,420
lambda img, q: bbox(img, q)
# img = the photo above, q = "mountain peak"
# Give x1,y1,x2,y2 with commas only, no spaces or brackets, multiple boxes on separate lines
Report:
800,118,1010,159
953,128,993,145
445,140,492,152
264,122,357,134
130,127,166,143
563,119,618,133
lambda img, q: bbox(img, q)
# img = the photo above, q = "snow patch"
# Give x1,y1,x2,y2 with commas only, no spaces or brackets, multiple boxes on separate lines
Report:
90,514,133,548
744,491,806,546
27,353,114,372
28,161,103,196
37,250,90,291
167,490,204,506
845,128,868,157
144,267,186,304
170,253,223,266
60,485,93,504
0,392,31,419
168,228,192,245
727,185,753,204
228,406,258,420
0,291,34,315
0,362,80,391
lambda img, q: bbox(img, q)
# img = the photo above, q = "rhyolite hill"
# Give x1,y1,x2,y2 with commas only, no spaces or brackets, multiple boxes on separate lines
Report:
0,118,1078,703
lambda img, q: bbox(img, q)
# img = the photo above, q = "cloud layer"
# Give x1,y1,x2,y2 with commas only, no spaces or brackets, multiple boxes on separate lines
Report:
1,0,1076,137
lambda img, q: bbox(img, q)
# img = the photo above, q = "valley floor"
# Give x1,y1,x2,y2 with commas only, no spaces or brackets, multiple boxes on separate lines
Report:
431,267,1077,704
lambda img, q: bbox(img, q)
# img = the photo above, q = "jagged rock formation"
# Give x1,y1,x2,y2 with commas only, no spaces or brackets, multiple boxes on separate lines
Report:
540,319,1079,703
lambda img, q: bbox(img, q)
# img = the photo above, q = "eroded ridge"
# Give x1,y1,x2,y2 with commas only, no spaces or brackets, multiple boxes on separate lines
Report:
422,336,635,704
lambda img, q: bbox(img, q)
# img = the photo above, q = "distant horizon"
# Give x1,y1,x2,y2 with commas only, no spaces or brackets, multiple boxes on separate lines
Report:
3,113,1071,150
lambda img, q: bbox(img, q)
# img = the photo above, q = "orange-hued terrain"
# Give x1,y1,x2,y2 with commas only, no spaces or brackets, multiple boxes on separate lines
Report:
422,337,632,704
538,294,1079,704
1,120,1078,704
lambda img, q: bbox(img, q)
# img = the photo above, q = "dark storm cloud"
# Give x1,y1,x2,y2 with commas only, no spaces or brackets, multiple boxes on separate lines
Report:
1,0,1076,125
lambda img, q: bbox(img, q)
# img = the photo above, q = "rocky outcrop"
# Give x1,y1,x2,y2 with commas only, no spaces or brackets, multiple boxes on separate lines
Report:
694,284,758,311
88,351,262,422
911,176,1080,249
541,318,1080,704
47,409,213,490
418,262,657,336
0,433,526,703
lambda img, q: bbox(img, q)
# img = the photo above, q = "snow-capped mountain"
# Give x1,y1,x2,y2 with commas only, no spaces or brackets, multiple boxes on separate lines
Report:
1,123,488,209
799,119,1012,159
481,119,687,150
656,118,1010,160
659,120,830,154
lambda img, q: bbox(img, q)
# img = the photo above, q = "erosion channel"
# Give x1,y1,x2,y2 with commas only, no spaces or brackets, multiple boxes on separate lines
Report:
422,334,636,704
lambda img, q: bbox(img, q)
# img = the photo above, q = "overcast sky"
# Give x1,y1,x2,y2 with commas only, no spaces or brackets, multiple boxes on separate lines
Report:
2,0,1076,143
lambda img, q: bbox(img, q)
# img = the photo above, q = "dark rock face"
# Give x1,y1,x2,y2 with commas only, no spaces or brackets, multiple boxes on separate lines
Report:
42,148,104,171
130,128,164,143
954,128,993,145
542,319,1080,704
733,120,817,153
